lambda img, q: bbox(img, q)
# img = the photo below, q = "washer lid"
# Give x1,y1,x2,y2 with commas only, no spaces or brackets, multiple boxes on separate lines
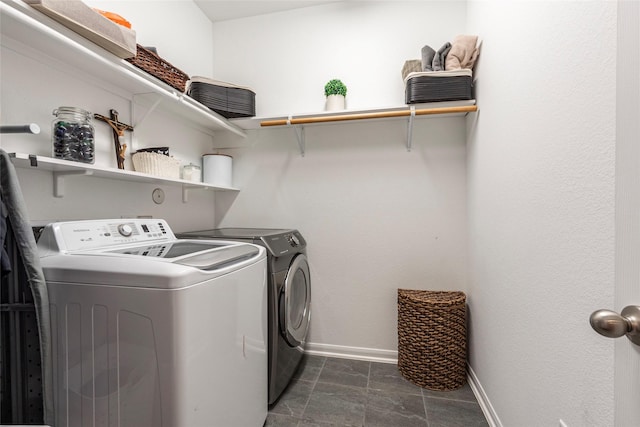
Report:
107,242,260,270
177,245,259,270
107,240,231,259
39,243,265,289
37,219,266,289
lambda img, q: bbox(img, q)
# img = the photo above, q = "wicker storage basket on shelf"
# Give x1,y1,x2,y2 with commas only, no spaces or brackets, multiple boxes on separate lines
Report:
125,44,189,92
397,289,467,391
132,151,180,179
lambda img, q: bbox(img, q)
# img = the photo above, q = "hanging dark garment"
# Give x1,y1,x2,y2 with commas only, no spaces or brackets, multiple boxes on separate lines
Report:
0,149,54,425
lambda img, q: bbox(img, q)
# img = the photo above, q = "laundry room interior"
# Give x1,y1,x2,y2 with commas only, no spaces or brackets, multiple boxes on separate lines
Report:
2,1,638,427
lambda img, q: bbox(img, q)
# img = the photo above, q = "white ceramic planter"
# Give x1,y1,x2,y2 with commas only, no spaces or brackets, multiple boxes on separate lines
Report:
325,94,345,111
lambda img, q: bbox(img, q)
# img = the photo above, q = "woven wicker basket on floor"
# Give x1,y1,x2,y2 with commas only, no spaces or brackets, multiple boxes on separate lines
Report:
397,289,467,391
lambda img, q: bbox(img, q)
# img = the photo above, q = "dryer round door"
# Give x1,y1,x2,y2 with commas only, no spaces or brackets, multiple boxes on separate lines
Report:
280,254,311,348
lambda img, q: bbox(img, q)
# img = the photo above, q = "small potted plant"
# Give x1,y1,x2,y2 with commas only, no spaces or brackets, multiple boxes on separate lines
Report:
324,79,347,111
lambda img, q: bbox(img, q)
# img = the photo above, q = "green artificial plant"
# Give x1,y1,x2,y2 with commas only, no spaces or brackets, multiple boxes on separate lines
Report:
324,79,347,97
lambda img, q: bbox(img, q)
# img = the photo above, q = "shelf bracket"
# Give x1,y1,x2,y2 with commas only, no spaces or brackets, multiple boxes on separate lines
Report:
406,105,416,152
182,186,189,203
53,170,94,198
132,93,164,128
289,116,306,157
182,184,210,203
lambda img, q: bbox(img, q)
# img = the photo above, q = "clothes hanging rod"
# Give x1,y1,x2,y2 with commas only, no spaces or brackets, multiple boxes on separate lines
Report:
0,123,41,134
260,105,478,127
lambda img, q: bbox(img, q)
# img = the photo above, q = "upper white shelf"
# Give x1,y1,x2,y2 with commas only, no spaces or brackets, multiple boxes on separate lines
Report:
9,152,238,202
0,0,246,138
230,100,477,155
230,100,477,130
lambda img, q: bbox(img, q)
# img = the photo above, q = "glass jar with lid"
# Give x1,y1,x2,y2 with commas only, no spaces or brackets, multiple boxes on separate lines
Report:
52,106,95,164
182,163,201,182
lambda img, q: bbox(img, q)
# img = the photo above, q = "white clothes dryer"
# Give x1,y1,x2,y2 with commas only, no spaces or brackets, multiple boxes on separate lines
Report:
37,219,267,427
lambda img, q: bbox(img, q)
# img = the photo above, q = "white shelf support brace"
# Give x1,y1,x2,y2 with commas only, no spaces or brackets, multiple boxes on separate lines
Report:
132,93,164,128
182,185,190,203
287,115,306,157
407,106,416,152
294,126,306,157
182,185,209,203
53,170,94,198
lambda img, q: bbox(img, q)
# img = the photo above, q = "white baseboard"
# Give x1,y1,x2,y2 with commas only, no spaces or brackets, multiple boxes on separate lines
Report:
467,364,502,427
304,342,398,364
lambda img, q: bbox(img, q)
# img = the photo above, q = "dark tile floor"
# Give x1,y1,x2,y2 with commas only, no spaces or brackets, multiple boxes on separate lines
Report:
265,355,489,427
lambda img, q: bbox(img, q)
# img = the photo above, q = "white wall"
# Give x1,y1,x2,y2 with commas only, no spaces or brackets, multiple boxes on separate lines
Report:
216,118,468,355
84,0,214,78
466,1,617,426
211,2,469,356
211,1,467,115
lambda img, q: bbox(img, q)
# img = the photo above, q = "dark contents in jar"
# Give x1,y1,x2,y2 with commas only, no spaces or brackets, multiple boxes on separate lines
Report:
53,120,95,163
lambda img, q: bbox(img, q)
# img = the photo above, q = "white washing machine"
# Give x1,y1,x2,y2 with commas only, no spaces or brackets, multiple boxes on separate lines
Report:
37,219,268,427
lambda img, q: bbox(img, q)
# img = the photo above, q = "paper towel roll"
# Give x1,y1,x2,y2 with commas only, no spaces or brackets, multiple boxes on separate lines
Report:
202,154,232,187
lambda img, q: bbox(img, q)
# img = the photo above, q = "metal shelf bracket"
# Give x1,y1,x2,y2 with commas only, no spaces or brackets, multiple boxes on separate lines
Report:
294,126,305,157
407,106,416,152
288,116,306,157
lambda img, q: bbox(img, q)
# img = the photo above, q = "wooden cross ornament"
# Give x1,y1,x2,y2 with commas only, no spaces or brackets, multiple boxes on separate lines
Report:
94,109,133,169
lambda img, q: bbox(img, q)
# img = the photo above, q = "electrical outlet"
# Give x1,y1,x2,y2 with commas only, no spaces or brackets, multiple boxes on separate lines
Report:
152,188,165,204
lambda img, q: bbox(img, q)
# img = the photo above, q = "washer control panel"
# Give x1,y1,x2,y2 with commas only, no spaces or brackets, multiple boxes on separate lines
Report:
39,219,173,253
117,223,134,237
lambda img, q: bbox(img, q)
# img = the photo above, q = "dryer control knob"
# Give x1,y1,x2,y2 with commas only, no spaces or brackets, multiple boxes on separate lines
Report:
118,224,134,237
288,234,300,247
